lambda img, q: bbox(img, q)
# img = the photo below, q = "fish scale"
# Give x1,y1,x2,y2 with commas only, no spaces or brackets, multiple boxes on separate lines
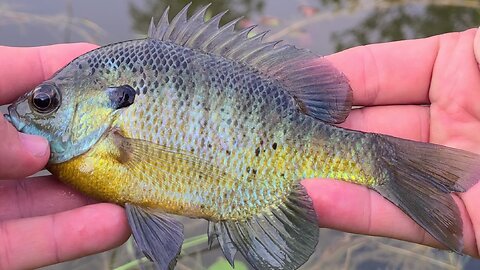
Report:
52,38,372,219
6,4,480,270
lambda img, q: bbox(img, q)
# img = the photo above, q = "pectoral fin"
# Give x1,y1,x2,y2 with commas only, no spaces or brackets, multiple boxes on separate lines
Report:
125,203,184,270
109,131,231,185
208,183,319,270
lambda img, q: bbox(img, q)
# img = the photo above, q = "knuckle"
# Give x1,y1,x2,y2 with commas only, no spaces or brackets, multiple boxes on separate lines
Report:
14,181,31,218
49,215,62,264
359,44,381,106
0,223,13,270
0,130,14,177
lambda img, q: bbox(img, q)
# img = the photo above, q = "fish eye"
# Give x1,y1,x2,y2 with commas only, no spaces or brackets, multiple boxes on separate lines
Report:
30,84,61,114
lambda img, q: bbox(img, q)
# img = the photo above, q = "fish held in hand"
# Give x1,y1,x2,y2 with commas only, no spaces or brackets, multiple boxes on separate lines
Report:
5,4,480,270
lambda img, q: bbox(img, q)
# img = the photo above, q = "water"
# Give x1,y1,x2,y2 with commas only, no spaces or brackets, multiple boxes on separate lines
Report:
1,0,480,269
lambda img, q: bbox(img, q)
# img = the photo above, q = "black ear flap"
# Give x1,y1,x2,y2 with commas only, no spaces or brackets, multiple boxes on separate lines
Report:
107,85,136,110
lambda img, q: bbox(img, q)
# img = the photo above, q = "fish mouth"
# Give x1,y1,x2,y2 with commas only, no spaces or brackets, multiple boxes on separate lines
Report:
3,113,11,123
5,104,26,131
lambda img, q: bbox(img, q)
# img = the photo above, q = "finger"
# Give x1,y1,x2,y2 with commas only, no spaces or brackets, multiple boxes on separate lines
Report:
326,29,477,106
303,179,478,257
0,203,130,270
0,43,98,104
339,105,430,142
0,176,95,221
459,183,480,257
0,116,49,179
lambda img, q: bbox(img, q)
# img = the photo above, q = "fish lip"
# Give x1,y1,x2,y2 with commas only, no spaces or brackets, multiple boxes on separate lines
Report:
5,104,25,131
3,113,11,123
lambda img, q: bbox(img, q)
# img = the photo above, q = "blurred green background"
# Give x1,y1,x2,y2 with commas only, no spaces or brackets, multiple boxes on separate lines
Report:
1,0,480,269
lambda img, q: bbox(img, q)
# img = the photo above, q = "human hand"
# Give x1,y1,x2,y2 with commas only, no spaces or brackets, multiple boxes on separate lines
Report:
3,28,480,269
0,44,130,269
303,28,480,257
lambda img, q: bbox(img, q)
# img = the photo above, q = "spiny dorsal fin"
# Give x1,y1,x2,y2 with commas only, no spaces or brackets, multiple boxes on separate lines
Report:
148,5,353,124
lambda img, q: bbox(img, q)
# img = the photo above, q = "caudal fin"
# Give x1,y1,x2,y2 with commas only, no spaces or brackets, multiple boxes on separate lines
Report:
373,135,480,252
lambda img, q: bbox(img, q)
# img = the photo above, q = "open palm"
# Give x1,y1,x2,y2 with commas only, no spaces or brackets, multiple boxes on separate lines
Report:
1,29,480,269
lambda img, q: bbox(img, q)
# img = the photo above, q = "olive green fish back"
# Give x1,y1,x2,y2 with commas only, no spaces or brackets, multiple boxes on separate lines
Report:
147,3,353,124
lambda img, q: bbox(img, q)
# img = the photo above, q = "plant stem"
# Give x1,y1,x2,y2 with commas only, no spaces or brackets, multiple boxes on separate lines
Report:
113,234,209,270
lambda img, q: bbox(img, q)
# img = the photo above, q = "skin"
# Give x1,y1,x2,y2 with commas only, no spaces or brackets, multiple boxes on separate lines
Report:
0,44,130,270
1,28,480,268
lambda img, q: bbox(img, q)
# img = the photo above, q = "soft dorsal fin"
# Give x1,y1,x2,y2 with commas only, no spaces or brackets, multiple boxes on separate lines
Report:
148,5,353,124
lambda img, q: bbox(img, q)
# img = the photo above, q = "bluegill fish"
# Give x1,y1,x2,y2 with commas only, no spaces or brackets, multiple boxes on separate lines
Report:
5,4,480,270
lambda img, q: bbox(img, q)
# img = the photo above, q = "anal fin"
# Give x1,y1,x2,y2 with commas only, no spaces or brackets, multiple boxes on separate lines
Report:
208,183,319,270
125,204,184,270
208,221,238,267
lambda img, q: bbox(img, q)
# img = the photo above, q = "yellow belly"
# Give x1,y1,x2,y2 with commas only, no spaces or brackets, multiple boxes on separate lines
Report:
48,129,375,221
48,134,217,218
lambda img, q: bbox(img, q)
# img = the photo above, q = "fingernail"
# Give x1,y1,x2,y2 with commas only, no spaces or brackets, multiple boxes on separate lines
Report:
19,133,49,158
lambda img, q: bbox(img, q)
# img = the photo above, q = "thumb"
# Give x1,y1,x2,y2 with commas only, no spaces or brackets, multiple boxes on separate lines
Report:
474,26,480,65
0,116,50,179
